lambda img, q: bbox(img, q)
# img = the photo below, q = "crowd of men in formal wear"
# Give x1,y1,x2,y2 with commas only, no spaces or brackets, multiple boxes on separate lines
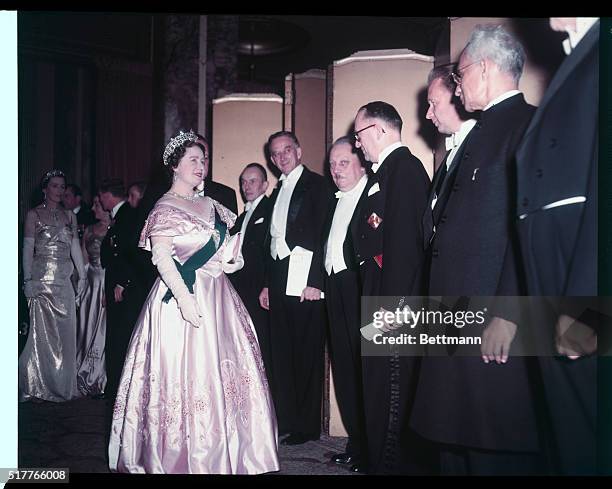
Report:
67,19,600,475
249,21,596,475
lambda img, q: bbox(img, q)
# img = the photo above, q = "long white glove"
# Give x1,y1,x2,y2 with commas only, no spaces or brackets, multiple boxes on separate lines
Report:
70,231,88,304
152,242,203,328
221,233,245,274
222,254,244,274
22,237,40,298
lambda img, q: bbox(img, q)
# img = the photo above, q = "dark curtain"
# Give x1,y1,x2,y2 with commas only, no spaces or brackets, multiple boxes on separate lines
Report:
95,57,153,190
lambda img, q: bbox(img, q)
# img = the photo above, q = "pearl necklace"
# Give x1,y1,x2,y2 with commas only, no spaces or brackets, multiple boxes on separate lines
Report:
166,190,201,202
42,200,60,222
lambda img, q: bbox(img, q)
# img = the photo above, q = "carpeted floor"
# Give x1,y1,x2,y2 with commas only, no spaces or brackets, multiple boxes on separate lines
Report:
18,397,359,476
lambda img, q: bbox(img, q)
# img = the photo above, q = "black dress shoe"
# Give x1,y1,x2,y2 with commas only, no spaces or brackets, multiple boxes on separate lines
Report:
331,453,354,465
350,463,367,474
281,433,318,445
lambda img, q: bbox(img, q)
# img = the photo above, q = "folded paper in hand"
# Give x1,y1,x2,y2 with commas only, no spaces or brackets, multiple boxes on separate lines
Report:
360,321,379,341
285,246,325,298
286,246,312,297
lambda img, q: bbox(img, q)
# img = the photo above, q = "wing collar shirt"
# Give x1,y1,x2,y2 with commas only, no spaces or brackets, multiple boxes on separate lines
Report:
325,174,368,275
371,141,404,174
270,164,304,260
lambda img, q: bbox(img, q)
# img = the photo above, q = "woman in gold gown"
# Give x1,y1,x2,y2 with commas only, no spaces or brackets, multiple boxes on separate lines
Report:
20,170,87,402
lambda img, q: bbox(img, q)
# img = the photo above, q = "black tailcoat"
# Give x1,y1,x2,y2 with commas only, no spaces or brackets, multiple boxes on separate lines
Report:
356,146,431,474
515,22,599,475
411,94,541,454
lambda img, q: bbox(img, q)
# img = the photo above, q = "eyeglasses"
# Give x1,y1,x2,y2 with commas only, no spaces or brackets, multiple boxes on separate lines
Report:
353,124,376,142
451,60,480,85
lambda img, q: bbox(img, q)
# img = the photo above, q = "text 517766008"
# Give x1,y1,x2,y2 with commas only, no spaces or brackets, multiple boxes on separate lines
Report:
1,468,69,483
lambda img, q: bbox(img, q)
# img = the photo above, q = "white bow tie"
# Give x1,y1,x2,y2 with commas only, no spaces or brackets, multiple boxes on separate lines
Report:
335,191,344,199
445,134,459,151
245,201,254,212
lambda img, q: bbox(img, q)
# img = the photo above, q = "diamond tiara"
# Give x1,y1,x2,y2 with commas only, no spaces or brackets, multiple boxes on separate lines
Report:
43,169,66,180
41,169,66,187
163,130,199,165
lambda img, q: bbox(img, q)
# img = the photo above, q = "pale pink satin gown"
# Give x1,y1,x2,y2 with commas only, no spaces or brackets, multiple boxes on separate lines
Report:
108,195,279,474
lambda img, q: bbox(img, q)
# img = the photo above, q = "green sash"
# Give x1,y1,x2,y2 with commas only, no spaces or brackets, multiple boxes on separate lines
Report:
162,211,226,303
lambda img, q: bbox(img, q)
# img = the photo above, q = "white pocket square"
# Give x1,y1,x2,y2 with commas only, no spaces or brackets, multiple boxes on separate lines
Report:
367,183,380,196
253,217,264,224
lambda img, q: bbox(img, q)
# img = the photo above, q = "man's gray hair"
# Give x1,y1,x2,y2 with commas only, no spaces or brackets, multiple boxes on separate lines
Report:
462,24,525,83
331,136,355,150
330,136,364,167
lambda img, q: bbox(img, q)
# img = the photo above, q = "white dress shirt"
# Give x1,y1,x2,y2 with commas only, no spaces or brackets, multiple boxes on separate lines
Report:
270,164,304,260
325,175,368,275
110,200,126,219
239,193,265,254
444,119,477,171
563,17,598,55
371,142,404,174
432,119,477,210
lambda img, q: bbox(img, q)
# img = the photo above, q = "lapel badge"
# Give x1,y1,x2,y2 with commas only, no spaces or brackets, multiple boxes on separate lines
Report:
367,212,383,229
472,168,479,181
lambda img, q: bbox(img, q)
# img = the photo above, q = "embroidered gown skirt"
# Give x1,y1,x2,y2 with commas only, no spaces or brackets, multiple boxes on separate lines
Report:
108,196,279,474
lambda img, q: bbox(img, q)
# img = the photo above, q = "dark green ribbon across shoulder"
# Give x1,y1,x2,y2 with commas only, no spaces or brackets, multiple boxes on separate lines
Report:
162,210,226,303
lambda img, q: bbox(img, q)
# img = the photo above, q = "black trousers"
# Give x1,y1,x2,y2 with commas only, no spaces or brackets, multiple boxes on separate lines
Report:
524,300,598,475
537,355,597,475
104,284,145,397
325,269,367,462
600,356,612,475
361,354,434,474
439,444,543,475
359,261,434,474
268,257,326,436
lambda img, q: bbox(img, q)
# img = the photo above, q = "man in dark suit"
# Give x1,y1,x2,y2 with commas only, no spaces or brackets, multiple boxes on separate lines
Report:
258,131,332,445
99,179,150,399
323,137,369,473
62,183,95,238
353,101,431,474
229,163,273,382
514,18,599,475
422,65,476,261
196,134,238,214
409,25,541,475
